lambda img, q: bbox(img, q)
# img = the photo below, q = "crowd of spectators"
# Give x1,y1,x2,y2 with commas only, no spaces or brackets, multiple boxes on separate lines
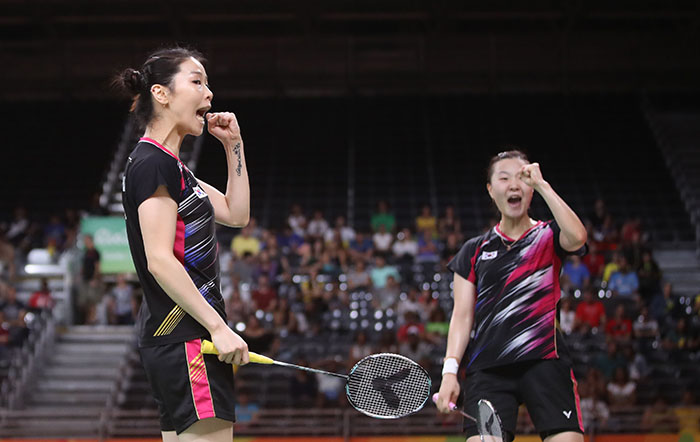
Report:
1,196,699,432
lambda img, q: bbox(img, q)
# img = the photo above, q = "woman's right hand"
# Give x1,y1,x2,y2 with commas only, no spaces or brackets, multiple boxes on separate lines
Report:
436,374,461,413
209,323,249,366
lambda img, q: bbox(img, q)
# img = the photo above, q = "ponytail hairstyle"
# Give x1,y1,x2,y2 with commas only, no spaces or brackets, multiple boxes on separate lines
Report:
113,47,206,129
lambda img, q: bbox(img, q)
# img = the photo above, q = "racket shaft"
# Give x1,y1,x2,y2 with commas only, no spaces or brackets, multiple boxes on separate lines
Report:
432,393,477,422
201,340,347,379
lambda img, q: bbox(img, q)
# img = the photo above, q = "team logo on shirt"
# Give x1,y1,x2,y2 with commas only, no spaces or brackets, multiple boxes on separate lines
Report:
193,186,208,199
481,250,498,260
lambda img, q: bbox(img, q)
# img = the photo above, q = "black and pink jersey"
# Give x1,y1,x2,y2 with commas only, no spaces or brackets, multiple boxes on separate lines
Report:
122,137,225,347
447,220,585,373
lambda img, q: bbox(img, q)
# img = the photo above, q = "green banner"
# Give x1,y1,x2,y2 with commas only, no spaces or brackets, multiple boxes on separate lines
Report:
80,216,135,274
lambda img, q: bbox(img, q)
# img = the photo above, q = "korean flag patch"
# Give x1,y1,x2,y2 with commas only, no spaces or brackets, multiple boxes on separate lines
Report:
193,186,208,199
481,250,498,260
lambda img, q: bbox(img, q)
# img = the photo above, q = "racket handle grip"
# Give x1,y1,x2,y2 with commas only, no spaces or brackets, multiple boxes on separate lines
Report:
432,392,457,410
200,340,274,364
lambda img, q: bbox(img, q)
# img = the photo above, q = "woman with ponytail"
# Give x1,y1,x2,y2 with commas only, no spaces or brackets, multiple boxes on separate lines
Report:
115,47,250,441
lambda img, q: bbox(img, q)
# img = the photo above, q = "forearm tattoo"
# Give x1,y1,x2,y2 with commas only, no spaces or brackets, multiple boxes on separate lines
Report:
233,142,242,176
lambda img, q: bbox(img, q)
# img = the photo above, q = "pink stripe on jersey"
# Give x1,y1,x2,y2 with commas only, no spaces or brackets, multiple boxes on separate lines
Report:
174,215,186,264
570,369,584,433
185,339,215,420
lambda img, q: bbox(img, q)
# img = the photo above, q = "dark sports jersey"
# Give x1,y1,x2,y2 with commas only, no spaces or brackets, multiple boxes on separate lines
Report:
122,137,225,347
447,220,585,373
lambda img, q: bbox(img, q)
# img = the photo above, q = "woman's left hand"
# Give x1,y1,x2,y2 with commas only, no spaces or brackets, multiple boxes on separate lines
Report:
207,112,241,144
519,162,547,191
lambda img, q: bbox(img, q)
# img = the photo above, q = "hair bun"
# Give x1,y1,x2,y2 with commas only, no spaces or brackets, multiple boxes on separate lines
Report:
121,68,145,95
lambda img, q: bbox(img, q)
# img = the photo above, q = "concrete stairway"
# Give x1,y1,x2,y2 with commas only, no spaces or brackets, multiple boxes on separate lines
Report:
655,242,700,297
0,325,134,437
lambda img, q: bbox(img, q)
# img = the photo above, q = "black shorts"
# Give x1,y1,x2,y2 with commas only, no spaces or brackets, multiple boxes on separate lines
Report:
463,358,584,441
139,338,236,434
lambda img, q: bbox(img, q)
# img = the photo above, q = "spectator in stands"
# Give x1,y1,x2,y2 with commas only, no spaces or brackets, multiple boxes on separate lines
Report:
663,317,700,358
589,198,607,234
44,214,66,251
315,358,345,407
287,203,307,237
231,226,261,258
606,366,636,410
441,232,461,262
369,255,400,290
622,345,650,382
602,251,623,285
641,396,679,433
583,241,605,282
425,306,449,344
621,217,643,246
372,224,394,259
377,330,399,354
233,390,260,429
416,230,440,263
306,210,329,240
348,232,373,263
438,205,461,240
346,260,372,292
397,288,424,323
594,341,626,380
231,252,257,287
415,204,437,238
371,200,396,233
324,216,355,247
605,304,633,343
277,225,304,256
632,306,659,342
559,297,576,335
348,331,373,369
578,381,609,432
637,250,662,302
585,367,608,400
392,228,418,262
375,275,400,310
255,249,280,282
561,255,590,294
608,256,640,302
0,232,16,280
575,288,606,334
77,235,103,324
1,286,28,346
251,274,277,312
399,325,432,368
241,315,276,355
28,278,54,312
290,359,318,407
396,311,425,343
224,287,249,329
271,297,299,337
650,282,682,323
107,274,135,325
6,207,29,247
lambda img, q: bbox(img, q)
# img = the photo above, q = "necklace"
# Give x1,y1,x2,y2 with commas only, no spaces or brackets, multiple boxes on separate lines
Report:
500,235,519,251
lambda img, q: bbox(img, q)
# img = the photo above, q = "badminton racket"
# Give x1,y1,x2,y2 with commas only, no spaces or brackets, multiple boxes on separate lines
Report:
201,340,431,419
432,393,505,442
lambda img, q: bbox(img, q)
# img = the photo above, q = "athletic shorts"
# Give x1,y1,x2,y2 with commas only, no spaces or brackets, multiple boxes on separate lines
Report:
462,358,584,441
139,338,236,434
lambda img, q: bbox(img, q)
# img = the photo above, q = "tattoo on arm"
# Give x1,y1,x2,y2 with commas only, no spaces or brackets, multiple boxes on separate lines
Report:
233,142,242,177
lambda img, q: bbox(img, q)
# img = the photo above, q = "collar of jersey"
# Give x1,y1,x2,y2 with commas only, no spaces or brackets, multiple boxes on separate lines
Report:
139,137,189,171
494,220,543,242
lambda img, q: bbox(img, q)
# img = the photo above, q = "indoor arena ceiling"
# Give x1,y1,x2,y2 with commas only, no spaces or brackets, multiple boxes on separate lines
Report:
1,0,699,99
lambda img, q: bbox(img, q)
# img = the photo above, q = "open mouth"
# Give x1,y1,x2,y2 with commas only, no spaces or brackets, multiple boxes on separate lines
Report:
507,195,522,207
195,106,210,123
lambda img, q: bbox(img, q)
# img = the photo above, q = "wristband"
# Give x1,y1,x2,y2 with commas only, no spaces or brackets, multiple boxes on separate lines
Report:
442,357,459,376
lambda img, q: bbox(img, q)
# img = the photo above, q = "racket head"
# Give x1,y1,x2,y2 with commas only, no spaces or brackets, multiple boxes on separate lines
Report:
476,399,505,442
345,353,431,419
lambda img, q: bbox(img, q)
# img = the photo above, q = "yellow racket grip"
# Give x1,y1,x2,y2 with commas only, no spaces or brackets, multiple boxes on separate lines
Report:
200,340,274,364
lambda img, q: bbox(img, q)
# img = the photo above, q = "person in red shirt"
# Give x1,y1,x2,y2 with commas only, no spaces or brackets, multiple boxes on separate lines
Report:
583,242,605,280
251,274,277,312
28,279,54,311
575,288,607,333
605,304,633,343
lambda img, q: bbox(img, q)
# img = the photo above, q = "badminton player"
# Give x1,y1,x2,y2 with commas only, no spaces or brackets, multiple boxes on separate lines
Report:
117,47,250,441
436,150,586,442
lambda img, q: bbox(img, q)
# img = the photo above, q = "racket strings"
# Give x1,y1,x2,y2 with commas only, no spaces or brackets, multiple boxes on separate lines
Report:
346,354,430,418
477,400,505,442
